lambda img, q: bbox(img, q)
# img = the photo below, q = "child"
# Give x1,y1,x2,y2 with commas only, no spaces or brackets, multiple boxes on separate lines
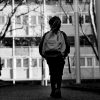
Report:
39,16,70,98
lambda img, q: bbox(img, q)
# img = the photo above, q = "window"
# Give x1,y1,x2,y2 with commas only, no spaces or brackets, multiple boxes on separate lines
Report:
31,16,36,25
79,15,84,24
23,15,28,25
15,16,21,24
25,26,29,35
27,0,34,4
85,15,90,23
31,59,37,67
7,58,12,68
66,0,73,4
95,58,99,66
69,15,72,24
15,37,41,46
34,0,43,4
80,57,85,66
15,37,30,46
15,0,21,4
14,0,28,4
23,58,29,67
79,0,90,4
85,0,90,4
80,35,95,46
0,16,5,25
80,36,86,46
39,59,42,67
2,37,13,47
71,57,75,66
68,36,74,46
79,0,83,4
38,16,43,25
79,14,90,24
16,59,21,67
87,58,92,66
62,15,72,24
46,0,59,5
62,15,68,24
1,59,4,68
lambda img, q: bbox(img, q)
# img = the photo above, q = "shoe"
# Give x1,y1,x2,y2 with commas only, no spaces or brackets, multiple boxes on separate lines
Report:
50,90,56,98
55,89,62,98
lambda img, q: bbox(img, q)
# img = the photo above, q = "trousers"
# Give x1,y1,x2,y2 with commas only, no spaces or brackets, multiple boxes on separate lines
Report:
46,57,65,90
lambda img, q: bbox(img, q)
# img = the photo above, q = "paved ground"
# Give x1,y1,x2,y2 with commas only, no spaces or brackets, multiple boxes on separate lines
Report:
0,80,100,100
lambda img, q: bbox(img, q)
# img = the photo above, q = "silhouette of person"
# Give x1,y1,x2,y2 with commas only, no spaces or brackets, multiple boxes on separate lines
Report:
39,16,70,98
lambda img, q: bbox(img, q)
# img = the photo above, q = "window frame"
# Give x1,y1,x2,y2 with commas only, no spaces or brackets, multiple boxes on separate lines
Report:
79,0,90,4
61,14,73,25
15,15,22,25
23,58,29,68
7,58,13,68
87,57,93,67
23,15,29,25
1,58,5,68
30,15,37,26
85,14,91,24
31,58,37,67
79,13,90,25
95,58,99,66
16,58,22,67
80,57,85,67
46,0,59,5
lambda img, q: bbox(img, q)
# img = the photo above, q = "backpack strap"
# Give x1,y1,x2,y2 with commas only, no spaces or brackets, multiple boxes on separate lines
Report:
60,31,70,58
68,55,71,73
61,31,71,73
39,32,49,58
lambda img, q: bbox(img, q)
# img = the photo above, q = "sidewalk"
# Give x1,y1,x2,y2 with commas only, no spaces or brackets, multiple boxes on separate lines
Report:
1,79,100,92
0,80,100,100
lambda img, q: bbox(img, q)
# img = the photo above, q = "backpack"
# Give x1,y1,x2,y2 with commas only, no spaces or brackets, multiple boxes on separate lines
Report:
42,31,66,58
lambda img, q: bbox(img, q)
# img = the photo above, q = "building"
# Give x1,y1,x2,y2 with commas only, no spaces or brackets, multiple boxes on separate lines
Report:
0,0,99,84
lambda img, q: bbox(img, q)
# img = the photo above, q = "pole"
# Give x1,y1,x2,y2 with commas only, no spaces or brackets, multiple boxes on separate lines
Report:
41,0,46,86
96,1,100,65
43,0,47,33
39,1,44,86
12,0,16,84
43,0,48,86
74,0,81,84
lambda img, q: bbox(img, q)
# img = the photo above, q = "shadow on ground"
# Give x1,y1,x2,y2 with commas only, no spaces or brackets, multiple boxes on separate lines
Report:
62,79,100,94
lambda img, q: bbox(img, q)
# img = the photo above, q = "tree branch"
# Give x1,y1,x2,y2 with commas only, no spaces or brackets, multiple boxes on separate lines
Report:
0,0,4,3
17,5,40,17
79,23,99,60
0,0,9,11
8,26,23,32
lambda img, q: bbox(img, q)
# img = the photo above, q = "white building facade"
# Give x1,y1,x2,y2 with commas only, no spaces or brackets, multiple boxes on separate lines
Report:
0,0,99,83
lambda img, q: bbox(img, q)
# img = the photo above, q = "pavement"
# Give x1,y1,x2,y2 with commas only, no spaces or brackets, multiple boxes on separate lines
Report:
0,79,100,100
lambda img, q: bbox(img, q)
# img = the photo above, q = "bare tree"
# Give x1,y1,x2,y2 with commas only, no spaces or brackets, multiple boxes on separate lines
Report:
0,0,43,47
